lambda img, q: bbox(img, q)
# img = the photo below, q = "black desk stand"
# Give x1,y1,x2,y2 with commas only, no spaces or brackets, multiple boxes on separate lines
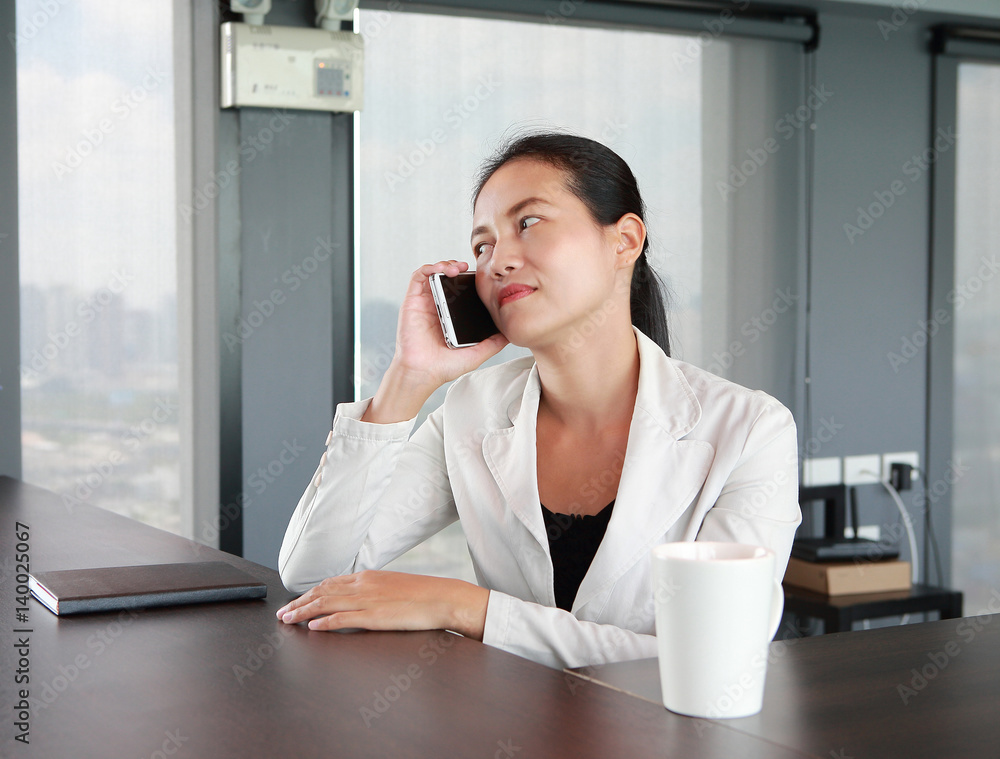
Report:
784,583,963,633
785,485,963,633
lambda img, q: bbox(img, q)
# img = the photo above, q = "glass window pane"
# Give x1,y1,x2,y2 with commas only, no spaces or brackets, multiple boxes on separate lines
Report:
16,0,180,533
952,61,1000,614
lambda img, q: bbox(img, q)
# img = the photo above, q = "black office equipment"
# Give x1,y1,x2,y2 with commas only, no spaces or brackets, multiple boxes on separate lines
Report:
791,484,898,563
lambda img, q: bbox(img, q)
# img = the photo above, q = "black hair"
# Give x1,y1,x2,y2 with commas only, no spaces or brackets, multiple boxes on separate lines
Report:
472,130,671,357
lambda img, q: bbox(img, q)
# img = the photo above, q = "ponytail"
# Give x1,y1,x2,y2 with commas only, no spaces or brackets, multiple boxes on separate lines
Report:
630,253,671,357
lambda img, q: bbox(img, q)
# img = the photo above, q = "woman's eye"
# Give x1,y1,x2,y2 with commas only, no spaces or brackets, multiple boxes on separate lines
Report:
474,242,493,257
520,216,540,230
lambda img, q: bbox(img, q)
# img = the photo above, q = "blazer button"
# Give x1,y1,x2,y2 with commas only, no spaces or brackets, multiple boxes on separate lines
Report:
320,452,328,467
325,430,334,446
313,471,323,489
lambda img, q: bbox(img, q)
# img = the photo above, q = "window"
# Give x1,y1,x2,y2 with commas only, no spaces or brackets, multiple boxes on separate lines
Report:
357,8,806,580
16,0,182,533
951,61,1000,614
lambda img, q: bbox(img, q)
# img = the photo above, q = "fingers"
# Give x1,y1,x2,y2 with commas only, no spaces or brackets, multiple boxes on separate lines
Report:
403,260,468,300
275,571,450,633
416,259,469,278
461,331,509,360
278,590,356,626
276,575,354,621
306,610,369,632
482,332,510,351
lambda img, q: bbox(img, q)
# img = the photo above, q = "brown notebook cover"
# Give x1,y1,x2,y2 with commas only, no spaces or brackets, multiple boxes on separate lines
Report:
29,561,267,616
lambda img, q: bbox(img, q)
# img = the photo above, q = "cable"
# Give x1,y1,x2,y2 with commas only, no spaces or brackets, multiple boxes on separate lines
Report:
878,477,920,585
859,468,919,584
916,468,946,587
856,471,917,626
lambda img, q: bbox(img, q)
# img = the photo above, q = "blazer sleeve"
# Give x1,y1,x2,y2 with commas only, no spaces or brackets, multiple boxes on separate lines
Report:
278,398,459,594
695,397,801,580
483,591,659,670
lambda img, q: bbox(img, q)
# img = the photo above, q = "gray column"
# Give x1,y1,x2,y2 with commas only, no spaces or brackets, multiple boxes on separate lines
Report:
0,2,23,480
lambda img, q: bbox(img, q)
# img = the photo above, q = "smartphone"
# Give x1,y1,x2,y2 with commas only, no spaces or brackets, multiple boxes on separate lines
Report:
429,272,500,349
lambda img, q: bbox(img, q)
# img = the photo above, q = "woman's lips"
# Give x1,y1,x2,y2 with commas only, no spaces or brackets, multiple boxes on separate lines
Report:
498,284,535,308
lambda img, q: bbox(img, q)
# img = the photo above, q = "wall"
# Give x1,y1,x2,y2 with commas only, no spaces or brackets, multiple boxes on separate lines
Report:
223,1,355,566
822,0,1000,20
0,2,22,480
802,9,941,582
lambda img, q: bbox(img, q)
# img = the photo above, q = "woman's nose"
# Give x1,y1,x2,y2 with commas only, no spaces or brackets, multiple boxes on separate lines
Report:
490,241,522,278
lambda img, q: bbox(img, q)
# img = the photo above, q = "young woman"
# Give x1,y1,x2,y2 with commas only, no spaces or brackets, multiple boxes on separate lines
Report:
276,132,801,669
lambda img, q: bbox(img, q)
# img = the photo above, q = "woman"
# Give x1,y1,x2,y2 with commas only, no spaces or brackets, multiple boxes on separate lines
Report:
276,132,800,669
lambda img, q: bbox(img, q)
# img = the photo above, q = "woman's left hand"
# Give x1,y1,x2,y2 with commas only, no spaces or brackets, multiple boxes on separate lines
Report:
275,570,490,640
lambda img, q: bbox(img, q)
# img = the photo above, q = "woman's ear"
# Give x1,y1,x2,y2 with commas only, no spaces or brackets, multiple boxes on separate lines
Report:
614,213,646,269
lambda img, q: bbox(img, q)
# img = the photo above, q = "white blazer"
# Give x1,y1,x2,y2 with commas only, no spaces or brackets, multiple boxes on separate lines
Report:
279,328,801,670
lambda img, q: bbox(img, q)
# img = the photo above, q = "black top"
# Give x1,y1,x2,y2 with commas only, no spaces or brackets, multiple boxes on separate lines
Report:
540,500,615,612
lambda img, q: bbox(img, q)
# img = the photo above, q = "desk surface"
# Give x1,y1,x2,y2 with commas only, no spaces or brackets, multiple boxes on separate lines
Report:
570,615,1000,758
1,477,804,759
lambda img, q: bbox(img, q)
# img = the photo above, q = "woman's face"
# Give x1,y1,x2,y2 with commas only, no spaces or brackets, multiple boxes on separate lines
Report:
471,158,625,350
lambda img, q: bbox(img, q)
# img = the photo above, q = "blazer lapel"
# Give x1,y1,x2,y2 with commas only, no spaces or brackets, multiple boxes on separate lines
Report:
479,331,716,613
573,331,716,613
482,364,553,604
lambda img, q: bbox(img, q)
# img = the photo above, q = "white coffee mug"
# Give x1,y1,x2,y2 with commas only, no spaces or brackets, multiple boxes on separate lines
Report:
651,542,784,719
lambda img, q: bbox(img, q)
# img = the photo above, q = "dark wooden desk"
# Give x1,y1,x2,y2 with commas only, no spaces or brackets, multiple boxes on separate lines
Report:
570,614,1000,758
0,477,803,758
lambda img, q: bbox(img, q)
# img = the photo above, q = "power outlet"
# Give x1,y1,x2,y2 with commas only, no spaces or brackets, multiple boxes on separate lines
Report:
882,452,919,482
803,457,841,486
856,524,881,541
843,455,881,485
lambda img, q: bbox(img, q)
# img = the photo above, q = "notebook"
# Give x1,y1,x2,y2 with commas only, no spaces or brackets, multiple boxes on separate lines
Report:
29,561,267,615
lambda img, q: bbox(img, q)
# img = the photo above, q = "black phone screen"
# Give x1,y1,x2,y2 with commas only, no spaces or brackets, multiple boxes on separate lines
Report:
439,273,499,345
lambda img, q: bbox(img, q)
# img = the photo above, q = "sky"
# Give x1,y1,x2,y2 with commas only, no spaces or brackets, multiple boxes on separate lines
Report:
15,0,176,310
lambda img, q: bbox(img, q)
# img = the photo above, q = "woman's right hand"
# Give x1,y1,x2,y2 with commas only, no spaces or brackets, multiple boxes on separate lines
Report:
362,260,509,424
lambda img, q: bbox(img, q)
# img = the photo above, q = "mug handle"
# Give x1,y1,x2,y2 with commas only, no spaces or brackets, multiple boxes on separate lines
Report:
767,578,785,640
